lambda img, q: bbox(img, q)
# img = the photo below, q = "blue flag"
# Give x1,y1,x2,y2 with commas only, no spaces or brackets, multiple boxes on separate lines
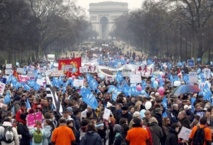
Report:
81,88,98,109
4,91,11,104
26,98,31,109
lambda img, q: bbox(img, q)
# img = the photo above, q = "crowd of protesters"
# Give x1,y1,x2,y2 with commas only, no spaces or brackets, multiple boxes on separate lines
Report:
0,43,212,145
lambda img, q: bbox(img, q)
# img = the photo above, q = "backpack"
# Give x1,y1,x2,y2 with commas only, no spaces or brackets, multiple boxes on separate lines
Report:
33,130,42,144
0,126,14,143
113,133,127,145
192,126,206,145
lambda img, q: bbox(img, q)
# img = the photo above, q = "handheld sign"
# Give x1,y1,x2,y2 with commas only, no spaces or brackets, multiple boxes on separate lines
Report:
187,59,195,67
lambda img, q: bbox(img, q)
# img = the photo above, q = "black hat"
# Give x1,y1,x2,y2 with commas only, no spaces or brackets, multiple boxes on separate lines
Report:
121,106,128,110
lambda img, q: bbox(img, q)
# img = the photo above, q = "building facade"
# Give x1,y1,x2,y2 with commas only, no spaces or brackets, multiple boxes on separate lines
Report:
89,1,128,40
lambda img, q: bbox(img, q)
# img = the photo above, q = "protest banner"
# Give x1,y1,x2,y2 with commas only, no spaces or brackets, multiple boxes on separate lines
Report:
178,126,191,141
130,74,142,84
27,112,42,127
0,82,5,96
189,72,198,83
58,57,81,77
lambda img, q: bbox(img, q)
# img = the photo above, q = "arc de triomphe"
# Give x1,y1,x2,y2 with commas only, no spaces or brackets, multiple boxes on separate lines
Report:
89,1,128,40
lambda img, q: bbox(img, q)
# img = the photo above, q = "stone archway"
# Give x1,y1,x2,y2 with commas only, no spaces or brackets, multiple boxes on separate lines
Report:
100,17,108,40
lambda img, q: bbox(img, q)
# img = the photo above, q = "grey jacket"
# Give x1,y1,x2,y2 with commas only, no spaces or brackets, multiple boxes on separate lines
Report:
149,122,163,145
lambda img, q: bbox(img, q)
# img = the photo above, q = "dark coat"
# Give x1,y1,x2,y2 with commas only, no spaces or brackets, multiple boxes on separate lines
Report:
180,117,191,129
149,122,164,145
113,133,124,145
154,113,163,128
80,131,102,145
17,123,31,145
118,112,132,124
165,128,179,145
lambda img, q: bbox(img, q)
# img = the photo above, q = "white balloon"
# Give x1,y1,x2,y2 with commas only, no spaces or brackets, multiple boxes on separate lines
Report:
145,101,152,110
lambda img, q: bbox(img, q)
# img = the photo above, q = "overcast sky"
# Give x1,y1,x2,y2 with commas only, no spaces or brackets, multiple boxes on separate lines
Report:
76,0,142,11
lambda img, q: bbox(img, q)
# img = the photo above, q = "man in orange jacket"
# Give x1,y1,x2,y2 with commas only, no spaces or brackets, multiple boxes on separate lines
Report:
188,117,212,145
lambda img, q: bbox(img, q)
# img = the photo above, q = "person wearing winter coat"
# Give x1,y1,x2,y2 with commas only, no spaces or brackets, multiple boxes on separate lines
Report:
113,124,124,145
80,123,102,145
0,118,19,145
17,114,31,145
165,123,180,145
148,117,164,145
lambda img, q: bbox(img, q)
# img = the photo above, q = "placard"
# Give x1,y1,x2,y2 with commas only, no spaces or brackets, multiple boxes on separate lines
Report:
17,68,24,74
5,69,13,75
122,65,133,76
36,79,46,87
189,72,198,83
103,108,111,120
26,112,43,127
19,75,30,83
27,71,35,79
73,79,84,87
0,82,5,96
6,64,12,69
187,59,195,67
203,68,211,79
178,126,191,141
50,70,65,77
130,74,142,84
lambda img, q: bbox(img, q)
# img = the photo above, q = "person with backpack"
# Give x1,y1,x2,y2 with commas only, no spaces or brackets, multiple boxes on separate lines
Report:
188,117,212,145
0,117,19,145
31,126,43,145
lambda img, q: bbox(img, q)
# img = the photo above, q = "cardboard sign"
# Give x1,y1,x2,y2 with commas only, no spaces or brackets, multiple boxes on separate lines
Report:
17,68,25,74
178,126,191,141
6,64,12,69
26,112,43,127
187,59,195,67
0,82,5,96
5,69,13,75
73,79,84,87
130,74,142,84
189,72,198,83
